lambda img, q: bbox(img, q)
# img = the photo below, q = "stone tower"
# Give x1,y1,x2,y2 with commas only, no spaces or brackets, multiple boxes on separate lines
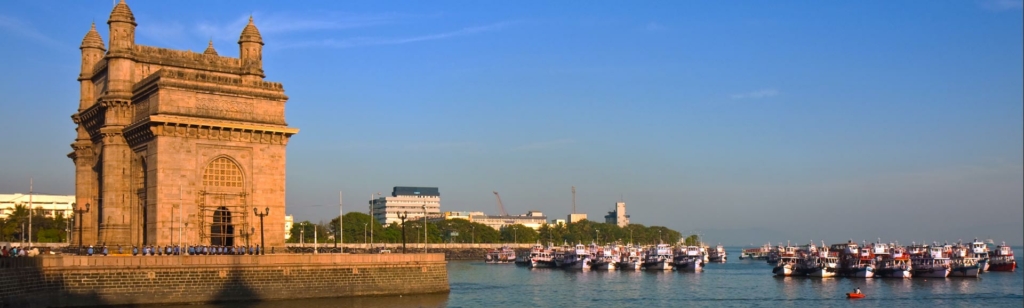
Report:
70,0,297,248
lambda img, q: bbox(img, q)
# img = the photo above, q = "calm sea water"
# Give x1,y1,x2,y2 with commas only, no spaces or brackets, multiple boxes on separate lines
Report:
164,247,1023,308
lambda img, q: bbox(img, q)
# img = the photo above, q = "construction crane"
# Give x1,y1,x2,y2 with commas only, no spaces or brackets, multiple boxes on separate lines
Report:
571,186,576,214
492,191,509,216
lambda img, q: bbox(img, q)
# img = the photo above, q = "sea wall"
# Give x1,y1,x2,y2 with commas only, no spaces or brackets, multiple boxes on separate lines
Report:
0,254,448,307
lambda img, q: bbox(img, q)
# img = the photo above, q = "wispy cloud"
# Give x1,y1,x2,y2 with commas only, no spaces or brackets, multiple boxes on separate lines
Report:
194,11,409,43
513,139,575,151
645,22,665,31
980,0,1023,11
403,142,481,152
281,21,517,49
730,88,780,100
0,14,63,48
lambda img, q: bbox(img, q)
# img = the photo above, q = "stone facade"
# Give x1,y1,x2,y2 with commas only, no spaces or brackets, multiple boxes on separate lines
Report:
68,1,297,248
0,254,449,307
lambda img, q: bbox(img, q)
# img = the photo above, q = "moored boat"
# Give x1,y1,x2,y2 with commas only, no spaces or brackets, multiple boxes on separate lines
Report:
618,244,644,271
590,243,620,271
517,243,555,268
912,245,951,278
560,243,593,270
969,239,990,272
877,244,912,278
847,246,876,278
772,245,798,276
674,246,705,272
708,245,727,263
988,242,1017,272
485,245,516,264
796,242,838,278
949,243,981,278
643,243,674,271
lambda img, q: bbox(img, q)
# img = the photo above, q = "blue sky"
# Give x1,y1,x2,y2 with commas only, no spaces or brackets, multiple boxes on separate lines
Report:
1,0,1021,245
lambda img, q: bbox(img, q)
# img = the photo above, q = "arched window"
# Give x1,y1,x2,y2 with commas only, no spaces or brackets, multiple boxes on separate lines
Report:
203,157,243,188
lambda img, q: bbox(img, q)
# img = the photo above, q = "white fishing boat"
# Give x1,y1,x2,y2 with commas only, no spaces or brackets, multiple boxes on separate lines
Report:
912,245,951,278
561,243,593,270
772,246,798,276
643,243,674,271
969,239,990,272
949,244,981,278
847,247,876,278
618,244,644,271
799,243,839,278
485,245,516,264
881,245,913,278
591,244,620,271
988,242,1017,272
674,246,705,272
708,245,727,263
517,243,555,268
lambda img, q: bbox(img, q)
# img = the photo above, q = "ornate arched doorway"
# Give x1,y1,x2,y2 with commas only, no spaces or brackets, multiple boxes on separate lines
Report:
199,156,247,246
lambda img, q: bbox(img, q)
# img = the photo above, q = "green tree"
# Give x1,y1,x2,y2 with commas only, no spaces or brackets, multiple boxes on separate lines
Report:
500,224,538,243
683,234,701,246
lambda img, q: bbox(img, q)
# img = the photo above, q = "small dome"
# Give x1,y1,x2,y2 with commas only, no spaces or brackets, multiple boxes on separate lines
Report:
238,16,263,45
80,23,106,50
108,0,137,26
203,40,218,55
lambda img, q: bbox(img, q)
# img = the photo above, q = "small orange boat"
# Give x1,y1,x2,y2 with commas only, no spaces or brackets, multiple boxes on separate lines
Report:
846,293,865,299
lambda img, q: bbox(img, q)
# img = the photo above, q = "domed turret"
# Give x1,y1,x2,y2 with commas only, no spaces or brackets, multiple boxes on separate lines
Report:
108,0,136,26
80,23,106,51
107,0,136,52
238,16,263,45
203,40,218,55
238,16,265,81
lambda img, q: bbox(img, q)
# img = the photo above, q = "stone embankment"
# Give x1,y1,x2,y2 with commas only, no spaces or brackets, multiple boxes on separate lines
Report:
0,253,448,307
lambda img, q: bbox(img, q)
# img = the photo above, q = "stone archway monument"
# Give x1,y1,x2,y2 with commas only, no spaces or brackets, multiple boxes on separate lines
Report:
69,0,297,248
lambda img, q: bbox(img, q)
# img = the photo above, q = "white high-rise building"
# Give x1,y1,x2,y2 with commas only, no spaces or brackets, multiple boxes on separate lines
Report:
0,193,75,219
372,187,441,225
284,215,294,240
604,201,629,227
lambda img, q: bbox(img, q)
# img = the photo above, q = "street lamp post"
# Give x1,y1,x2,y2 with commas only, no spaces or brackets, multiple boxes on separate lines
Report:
73,203,90,250
398,211,408,253
472,226,475,244
363,223,367,243
253,207,269,255
596,229,600,244
514,226,518,243
342,189,346,249
422,204,427,253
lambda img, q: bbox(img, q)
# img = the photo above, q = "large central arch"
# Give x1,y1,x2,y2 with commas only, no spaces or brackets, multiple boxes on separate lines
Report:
201,156,246,246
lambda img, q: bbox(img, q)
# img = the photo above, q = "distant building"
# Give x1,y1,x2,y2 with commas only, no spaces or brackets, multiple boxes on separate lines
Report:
284,215,294,240
438,210,548,230
372,187,441,225
472,211,548,231
603,201,629,227
0,193,75,219
567,213,588,223
440,211,485,221
550,219,566,225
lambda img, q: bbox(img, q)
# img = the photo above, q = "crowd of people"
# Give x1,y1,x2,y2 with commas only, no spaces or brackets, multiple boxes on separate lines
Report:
1,246,33,257
72,244,264,256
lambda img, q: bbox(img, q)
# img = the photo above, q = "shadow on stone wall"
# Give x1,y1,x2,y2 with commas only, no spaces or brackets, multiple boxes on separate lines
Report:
0,258,111,308
205,260,260,308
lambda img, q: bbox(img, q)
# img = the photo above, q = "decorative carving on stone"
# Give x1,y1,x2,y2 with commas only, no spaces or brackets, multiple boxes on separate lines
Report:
196,96,254,115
